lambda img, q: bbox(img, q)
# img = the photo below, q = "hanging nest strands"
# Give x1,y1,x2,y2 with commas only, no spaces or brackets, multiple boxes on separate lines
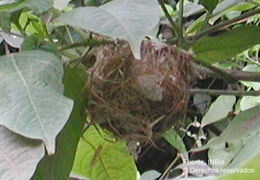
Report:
86,39,193,143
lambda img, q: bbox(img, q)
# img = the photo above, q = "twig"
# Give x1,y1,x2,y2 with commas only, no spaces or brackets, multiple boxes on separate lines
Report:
189,89,260,96
192,58,236,83
178,0,184,47
193,8,260,40
158,0,180,40
159,154,181,180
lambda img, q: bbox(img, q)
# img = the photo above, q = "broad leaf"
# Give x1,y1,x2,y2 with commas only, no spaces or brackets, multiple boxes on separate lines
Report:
72,126,137,180
218,149,260,180
199,0,219,12
226,132,260,169
193,26,260,63
0,0,53,13
0,50,73,154
0,126,44,180
201,95,236,126
31,64,88,179
57,0,160,59
205,105,260,148
240,96,260,111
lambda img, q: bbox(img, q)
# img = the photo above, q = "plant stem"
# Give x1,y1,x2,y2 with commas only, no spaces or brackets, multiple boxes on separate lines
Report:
159,154,180,180
193,8,260,40
189,89,260,97
158,0,180,40
178,0,184,47
192,58,237,83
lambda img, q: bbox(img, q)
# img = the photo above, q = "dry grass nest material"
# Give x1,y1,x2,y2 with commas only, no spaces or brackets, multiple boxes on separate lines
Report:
86,39,193,144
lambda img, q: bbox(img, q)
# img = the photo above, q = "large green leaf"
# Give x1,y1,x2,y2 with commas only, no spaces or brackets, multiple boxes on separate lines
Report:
205,105,260,148
218,149,260,180
31,64,88,179
72,126,137,180
0,50,73,154
0,0,53,13
201,95,236,126
0,126,44,180
192,26,260,63
57,0,160,59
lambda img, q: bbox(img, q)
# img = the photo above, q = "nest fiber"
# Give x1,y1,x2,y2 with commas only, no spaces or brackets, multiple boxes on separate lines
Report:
86,40,192,143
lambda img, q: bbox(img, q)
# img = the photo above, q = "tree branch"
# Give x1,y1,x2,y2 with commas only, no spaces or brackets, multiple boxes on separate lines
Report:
189,89,260,97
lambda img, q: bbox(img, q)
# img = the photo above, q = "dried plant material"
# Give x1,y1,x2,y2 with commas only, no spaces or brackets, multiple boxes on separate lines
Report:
86,39,193,144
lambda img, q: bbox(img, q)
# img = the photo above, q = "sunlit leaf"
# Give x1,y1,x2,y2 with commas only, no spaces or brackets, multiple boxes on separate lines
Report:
72,126,137,180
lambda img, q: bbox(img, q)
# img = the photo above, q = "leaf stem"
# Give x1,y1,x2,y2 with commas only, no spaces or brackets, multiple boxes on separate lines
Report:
189,89,260,97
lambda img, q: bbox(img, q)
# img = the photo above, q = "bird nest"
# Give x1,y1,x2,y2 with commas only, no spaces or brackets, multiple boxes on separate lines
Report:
85,39,193,143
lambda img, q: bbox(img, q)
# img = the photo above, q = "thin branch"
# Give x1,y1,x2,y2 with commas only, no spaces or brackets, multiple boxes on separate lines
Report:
193,8,260,40
189,89,260,97
159,153,181,180
178,0,184,47
158,0,180,39
227,70,260,82
191,58,237,83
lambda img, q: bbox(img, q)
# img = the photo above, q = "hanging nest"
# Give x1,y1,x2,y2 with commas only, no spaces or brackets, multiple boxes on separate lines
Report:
85,39,193,143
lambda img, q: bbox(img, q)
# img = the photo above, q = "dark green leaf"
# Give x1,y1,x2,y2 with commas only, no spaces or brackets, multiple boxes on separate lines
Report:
32,64,88,180
199,0,219,12
193,26,260,63
163,129,188,159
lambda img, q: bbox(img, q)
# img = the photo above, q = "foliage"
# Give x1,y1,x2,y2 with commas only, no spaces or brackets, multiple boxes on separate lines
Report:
0,0,259,180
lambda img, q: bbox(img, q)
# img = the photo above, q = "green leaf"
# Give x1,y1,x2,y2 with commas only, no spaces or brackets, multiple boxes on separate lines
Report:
240,96,260,111
57,0,160,59
0,11,11,31
201,95,236,126
0,0,53,13
192,26,260,63
241,64,260,91
205,105,260,148
226,132,260,169
163,129,188,159
199,0,219,12
208,140,243,168
72,126,137,180
0,126,44,180
218,147,260,180
21,35,60,56
0,50,73,154
31,64,88,180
